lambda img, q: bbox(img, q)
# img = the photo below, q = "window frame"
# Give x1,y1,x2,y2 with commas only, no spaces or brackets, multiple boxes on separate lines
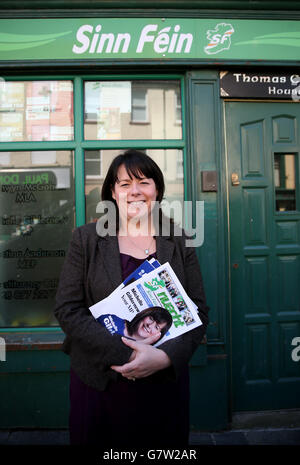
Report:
0,73,186,334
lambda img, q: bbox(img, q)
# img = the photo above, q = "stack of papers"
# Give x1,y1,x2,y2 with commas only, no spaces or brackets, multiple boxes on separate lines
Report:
89,259,202,347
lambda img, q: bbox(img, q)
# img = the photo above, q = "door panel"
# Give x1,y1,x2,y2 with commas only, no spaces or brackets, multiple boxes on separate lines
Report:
226,102,300,411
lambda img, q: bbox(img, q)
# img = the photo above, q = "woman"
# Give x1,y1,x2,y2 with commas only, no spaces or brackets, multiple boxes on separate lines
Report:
97,306,173,343
54,149,209,447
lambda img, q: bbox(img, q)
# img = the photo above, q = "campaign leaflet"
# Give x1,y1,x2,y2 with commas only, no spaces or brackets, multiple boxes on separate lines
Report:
122,257,160,287
97,258,160,311
89,261,202,347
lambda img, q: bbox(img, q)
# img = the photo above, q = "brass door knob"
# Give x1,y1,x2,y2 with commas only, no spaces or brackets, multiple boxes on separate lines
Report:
231,173,240,186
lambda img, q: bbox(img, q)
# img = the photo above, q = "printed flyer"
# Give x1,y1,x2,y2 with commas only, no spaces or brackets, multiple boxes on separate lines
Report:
89,261,202,347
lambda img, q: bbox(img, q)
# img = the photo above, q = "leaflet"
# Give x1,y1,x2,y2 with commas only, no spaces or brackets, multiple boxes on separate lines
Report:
122,258,159,286
89,261,202,347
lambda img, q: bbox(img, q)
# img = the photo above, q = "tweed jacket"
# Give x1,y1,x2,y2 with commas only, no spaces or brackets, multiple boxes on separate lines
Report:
54,222,209,392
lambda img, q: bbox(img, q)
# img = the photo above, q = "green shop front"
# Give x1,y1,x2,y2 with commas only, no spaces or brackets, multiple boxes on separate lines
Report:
0,4,300,432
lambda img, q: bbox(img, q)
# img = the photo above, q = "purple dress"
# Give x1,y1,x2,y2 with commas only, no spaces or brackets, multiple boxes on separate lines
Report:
69,253,189,447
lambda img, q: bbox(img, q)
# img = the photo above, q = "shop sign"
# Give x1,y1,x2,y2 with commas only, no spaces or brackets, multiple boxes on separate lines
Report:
220,71,300,100
0,18,300,61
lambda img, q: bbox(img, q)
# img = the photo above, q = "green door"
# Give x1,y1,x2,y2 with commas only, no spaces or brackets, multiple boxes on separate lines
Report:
225,101,300,411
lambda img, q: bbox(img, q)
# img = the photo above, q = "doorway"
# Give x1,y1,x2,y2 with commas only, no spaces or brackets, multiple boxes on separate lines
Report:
225,101,300,411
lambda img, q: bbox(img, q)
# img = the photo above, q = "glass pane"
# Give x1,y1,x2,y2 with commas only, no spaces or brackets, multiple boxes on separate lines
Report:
0,81,74,141
274,153,297,212
85,149,184,224
131,106,147,123
85,150,102,179
84,81,182,140
0,151,75,327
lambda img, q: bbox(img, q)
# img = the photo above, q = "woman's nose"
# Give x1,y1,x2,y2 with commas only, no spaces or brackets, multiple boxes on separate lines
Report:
130,182,141,195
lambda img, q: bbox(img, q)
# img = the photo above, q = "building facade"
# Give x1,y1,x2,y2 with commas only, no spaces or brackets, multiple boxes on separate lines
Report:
0,0,299,431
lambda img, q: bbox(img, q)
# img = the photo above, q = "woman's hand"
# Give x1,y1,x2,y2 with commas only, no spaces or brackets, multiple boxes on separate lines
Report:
111,336,171,379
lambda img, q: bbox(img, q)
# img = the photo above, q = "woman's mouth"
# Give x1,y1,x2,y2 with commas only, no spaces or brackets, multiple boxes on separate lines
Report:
128,201,146,206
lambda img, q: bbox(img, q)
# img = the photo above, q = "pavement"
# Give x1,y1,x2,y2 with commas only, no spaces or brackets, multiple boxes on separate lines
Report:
0,427,299,446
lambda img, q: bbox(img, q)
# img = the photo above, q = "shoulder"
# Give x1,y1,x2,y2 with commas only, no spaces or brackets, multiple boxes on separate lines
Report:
168,222,193,250
72,222,97,242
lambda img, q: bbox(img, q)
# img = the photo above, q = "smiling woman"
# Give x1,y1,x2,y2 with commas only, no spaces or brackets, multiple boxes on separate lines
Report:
54,149,209,446
101,149,165,257
112,163,158,227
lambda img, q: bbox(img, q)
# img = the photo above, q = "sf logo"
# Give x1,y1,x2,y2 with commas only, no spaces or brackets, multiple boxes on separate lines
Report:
204,23,234,55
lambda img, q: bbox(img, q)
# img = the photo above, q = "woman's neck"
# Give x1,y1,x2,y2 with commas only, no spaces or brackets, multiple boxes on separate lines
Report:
117,232,156,258
118,219,156,238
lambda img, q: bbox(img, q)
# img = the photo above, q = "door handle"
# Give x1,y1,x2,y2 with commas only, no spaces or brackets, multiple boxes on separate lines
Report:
231,173,240,186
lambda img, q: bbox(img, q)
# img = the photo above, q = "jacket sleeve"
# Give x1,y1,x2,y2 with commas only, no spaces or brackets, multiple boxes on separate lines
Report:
158,242,209,379
54,227,132,370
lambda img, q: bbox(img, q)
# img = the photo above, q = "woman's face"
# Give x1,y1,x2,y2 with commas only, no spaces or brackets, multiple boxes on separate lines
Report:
112,164,158,221
133,315,167,341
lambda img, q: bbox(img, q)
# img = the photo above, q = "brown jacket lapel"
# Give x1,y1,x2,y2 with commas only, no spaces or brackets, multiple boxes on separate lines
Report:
156,235,175,266
97,235,123,292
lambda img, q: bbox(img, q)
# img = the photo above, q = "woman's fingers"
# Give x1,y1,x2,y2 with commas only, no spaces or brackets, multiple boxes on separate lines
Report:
110,337,171,379
111,360,137,374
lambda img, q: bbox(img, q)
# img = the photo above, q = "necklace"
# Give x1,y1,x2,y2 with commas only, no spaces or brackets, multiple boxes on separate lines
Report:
126,235,155,256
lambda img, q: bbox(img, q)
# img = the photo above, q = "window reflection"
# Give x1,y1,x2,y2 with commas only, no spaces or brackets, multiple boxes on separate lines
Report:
274,153,297,211
0,81,74,142
84,81,182,140
85,149,184,224
0,151,75,327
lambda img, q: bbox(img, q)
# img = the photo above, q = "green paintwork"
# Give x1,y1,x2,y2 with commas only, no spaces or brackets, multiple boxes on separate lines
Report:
0,350,70,428
185,70,229,429
226,101,300,411
0,18,300,61
1,1,300,12
190,358,227,431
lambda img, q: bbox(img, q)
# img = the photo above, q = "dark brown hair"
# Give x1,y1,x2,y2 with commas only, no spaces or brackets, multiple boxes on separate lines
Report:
101,149,165,204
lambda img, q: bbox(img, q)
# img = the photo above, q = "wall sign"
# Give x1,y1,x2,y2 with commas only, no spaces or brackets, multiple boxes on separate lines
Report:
0,18,300,61
220,71,300,100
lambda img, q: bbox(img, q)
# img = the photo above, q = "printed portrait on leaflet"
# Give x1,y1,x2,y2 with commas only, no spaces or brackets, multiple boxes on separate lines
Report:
97,306,172,344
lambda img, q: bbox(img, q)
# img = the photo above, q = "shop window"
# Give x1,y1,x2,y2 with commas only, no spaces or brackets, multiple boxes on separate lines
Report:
0,152,11,165
85,149,184,224
176,149,184,179
0,81,74,142
274,153,297,211
0,76,184,329
85,150,102,179
175,90,182,124
131,87,148,123
31,151,57,165
84,80,182,140
0,151,75,327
